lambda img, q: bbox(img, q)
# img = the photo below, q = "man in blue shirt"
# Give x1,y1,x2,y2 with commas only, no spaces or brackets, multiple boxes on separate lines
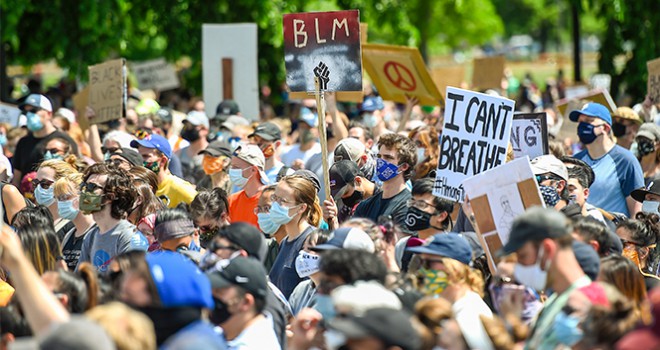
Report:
570,102,644,217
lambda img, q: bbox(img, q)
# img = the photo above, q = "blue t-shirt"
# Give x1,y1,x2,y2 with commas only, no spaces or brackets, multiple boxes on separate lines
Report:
268,227,312,299
574,145,644,217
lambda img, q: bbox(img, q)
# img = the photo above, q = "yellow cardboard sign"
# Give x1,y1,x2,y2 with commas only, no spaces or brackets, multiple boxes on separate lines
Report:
432,66,466,99
555,88,617,117
362,44,443,107
72,86,90,130
472,56,505,90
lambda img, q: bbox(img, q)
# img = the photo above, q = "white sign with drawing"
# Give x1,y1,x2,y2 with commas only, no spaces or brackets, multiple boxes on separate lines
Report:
0,103,22,127
487,183,526,243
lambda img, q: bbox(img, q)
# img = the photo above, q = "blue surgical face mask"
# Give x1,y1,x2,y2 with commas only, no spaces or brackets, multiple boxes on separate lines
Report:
34,185,55,206
104,152,112,161
228,167,250,188
26,112,44,132
269,201,299,226
0,134,7,146
552,311,583,346
314,294,336,323
376,158,401,182
362,113,377,128
57,199,79,220
43,151,63,161
577,122,602,145
257,212,280,235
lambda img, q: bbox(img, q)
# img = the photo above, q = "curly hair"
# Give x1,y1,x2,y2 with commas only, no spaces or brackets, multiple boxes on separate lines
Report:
441,257,485,297
83,163,137,220
377,133,417,180
580,282,638,348
409,125,439,179
618,211,660,271
189,187,229,223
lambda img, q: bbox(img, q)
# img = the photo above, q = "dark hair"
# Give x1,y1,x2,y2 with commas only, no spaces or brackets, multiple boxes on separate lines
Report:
17,224,62,275
319,249,387,285
155,208,192,228
348,121,373,142
189,188,229,222
599,255,647,317
235,286,266,314
305,228,331,247
560,156,595,187
377,133,417,180
49,262,99,313
115,250,161,306
130,179,165,225
573,217,610,256
11,205,54,229
617,212,660,271
83,163,137,219
129,166,159,194
409,125,440,179
412,178,454,229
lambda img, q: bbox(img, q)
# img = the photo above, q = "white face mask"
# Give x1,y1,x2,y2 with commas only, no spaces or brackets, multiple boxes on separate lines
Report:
642,200,660,214
513,246,549,292
228,167,251,188
295,250,320,278
416,147,426,164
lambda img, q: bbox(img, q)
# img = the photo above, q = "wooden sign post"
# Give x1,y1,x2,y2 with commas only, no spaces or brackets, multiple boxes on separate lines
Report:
315,76,331,201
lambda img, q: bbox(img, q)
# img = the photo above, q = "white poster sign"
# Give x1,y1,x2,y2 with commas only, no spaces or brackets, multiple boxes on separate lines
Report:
0,103,22,127
132,58,180,91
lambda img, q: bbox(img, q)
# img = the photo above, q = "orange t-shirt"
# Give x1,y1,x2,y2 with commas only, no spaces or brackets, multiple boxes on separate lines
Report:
228,189,261,228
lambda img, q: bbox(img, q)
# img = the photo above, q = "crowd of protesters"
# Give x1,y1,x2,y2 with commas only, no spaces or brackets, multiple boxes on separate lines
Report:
1,72,660,350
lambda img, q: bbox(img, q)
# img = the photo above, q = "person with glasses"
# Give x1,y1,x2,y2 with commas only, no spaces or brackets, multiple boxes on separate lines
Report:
42,137,71,161
128,176,165,251
249,122,294,184
569,102,644,217
189,188,230,249
35,159,80,239
105,147,143,171
76,163,148,273
616,211,660,290
227,144,270,228
12,94,78,189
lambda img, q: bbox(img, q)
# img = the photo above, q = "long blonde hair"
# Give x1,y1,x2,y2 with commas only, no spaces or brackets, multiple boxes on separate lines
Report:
280,175,322,227
442,257,485,297
39,159,80,181
53,173,83,198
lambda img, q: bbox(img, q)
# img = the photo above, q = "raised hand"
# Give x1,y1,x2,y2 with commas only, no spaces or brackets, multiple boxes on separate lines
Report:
314,61,330,90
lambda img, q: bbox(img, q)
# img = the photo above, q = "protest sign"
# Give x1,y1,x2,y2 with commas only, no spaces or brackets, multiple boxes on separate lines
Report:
72,86,90,130
88,59,126,124
590,74,611,92
283,10,362,93
203,24,259,121
432,66,466,99
131,58,180,91
648,57,660,104
555,88,616,117
462,157,544,273
362,44,443,106
433,87,515,202
472,56,505,90
511,113,548,159
0,103,21,127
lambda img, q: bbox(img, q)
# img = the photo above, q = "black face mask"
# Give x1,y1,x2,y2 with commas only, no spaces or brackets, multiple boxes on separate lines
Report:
209,297,232,325
134,306,201,346
638,140,656,157
181,127,201,142
612,122,627,138
342,190,364,208
405,206,434,231
326,127,335,139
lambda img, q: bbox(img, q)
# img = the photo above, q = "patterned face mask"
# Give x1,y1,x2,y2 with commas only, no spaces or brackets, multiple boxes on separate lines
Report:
539,185,560,207
420,268,449,296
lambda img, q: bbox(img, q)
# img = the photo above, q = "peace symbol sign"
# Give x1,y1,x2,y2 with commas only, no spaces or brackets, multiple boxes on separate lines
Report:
384,61,417,92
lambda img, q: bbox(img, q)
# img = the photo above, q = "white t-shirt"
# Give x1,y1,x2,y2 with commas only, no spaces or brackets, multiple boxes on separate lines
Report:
219,315,281,350
453,291,494,350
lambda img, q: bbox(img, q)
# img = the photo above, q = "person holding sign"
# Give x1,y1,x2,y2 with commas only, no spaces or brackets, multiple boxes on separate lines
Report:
570,103,644,217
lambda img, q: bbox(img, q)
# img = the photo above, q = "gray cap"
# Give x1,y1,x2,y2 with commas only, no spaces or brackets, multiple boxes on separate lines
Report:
530,155,568,182
498,206,570,256
636,123,660,142
40,317,116,350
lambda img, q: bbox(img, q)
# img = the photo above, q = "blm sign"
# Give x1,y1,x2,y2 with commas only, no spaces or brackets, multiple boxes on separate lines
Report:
433,87,516,202
283,10,362,92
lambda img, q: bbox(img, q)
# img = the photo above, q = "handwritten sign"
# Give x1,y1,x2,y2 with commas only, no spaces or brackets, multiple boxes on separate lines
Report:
283,10,362,93
362,44,443,106
72,86,90,130
432,66,466,99
131,58,180,91
555,88,616,117
511,113,548,159
0,103,21,127
648,57,660,104
472,56,505,90
88,59,126,124
433,87,516,202
590,74,611,92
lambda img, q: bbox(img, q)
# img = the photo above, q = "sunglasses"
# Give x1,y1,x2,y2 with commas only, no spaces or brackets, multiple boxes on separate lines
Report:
101,146,121,154
45,148,64,154
197,225,219,235
105,158,128,167
80,182,104,193
32,178,54,189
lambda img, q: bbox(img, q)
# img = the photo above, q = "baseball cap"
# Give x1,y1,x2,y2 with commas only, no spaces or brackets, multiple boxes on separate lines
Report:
146,251,214,309
299,107,318,128
232,144,269,184
636,123,660,142
612,106,642,125
206,257,268,301
329,160,360,198
20,94,53,112
631,180,660,203
406,233,473,265
55,107,75,123
221,115,250,130
198,140,232,158
498,207,570,256
130,133,172,159
568,102,612,125
216,223,266,260
329,307,421,350
249,122,282,141
334,138,366,163
572,240,600,280
360,96,385,112
214,100,240,119
312,227,375,253
530,155,568,182
113,147,143,167
293,169,321,193
184,110,210,129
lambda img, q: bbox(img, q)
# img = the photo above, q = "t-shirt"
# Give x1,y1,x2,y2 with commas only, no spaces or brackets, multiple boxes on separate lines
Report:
280,143,321,167
169,153,184,178
573,145,644,216
269,227,313,299
228,189,261,228
157,174,198,209
452,291,494,350
353,188,412,232
162,320,227,350
264,161,294,184
177,146,205,185
218,315,281,350
12,130,79,176
61,224,96,271
288,279,317,316
77,220,148,273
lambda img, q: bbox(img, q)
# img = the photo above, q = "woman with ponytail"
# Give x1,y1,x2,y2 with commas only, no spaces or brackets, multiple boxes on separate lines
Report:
42,262,99,313
267,175,323,298
616,211,660,290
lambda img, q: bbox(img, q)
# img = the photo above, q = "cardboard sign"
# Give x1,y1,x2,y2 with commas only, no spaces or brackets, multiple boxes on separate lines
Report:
555,88,617,117
283,10,362,93
590,74,611,92
202,24,259,121
362,44,443,106
432,66,466,99
131,58,180,91
462,157,544,273
472,56,505,90
433,87,515,202
648,57,660,104
88,58,126,124
0,103,21,127
511,113,548,159
72,86,90,130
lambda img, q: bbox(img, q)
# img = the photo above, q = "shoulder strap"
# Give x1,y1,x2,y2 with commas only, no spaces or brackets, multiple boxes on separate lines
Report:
276,166,290,182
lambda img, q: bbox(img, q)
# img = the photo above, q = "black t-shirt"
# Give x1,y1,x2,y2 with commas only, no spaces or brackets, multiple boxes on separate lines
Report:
61,224,96,271
12,130,79,175
353,188,412,230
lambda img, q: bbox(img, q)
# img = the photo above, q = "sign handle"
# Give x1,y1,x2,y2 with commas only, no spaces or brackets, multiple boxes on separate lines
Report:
315,77,331,202
461,197,497,275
